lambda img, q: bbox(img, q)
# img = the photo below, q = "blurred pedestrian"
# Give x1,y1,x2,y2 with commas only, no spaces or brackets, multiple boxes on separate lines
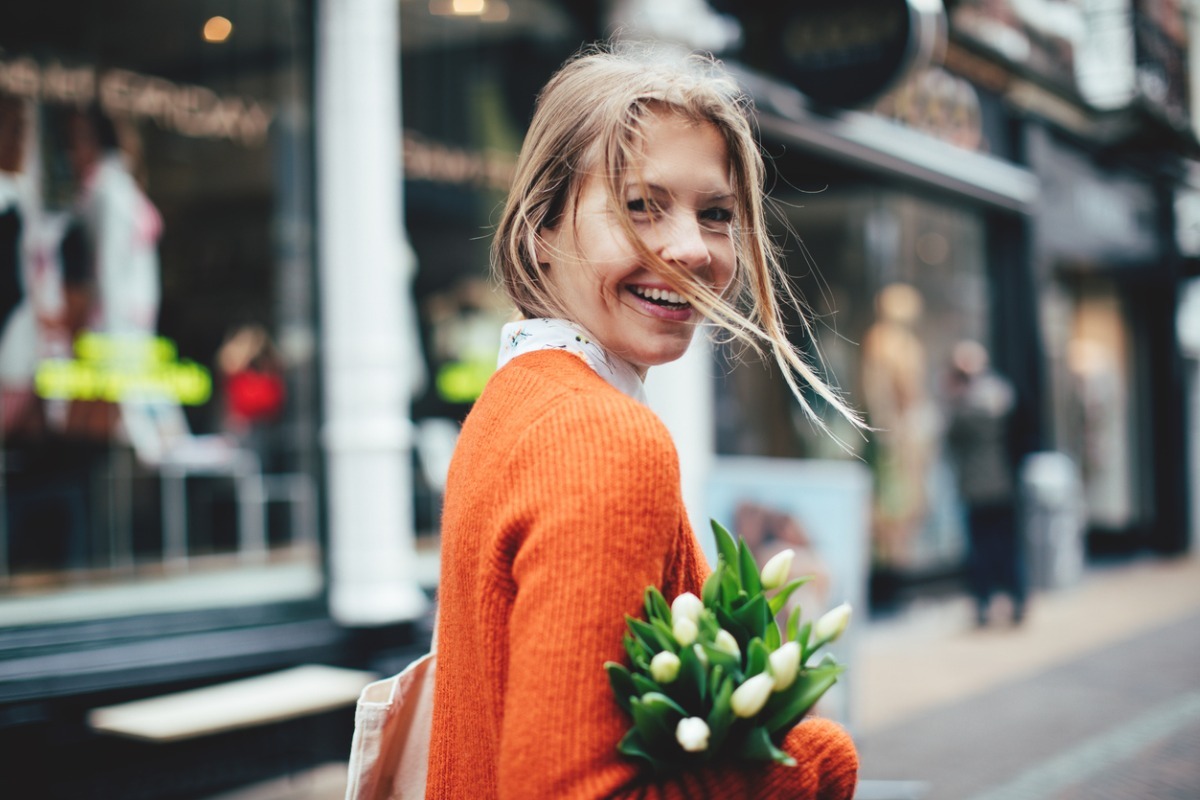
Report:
216,323,286,444
944,339,1027,626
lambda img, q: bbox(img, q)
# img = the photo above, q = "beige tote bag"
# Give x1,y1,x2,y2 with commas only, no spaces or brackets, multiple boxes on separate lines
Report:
344,650,436,800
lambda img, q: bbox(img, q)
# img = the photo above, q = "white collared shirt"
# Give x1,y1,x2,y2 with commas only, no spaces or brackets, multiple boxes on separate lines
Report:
497,318,647,404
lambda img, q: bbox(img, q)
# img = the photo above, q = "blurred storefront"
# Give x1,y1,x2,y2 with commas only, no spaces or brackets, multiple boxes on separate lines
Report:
0,5,320,583
703,0,1194,606
943,0,1195,558
707,0,1047,609
399,0,590,528
0,1,344,795
0,1,600,796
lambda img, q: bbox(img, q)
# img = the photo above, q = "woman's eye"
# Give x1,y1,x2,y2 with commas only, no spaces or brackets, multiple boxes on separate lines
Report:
702,207,734,225
627,198,660,215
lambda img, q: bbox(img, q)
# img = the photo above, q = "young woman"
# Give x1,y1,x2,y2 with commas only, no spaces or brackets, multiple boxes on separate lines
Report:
427,44,863,799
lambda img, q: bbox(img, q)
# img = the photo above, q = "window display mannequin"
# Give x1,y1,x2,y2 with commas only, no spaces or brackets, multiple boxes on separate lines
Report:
860,282,937,582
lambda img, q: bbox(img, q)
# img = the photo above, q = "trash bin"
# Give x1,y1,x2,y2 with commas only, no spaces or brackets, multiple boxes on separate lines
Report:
1020,451,1085,591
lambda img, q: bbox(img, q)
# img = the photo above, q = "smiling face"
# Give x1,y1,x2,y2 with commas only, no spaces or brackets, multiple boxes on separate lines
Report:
537,110,737,378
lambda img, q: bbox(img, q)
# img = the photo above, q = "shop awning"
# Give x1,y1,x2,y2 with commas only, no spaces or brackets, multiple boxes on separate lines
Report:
732,65,1041,215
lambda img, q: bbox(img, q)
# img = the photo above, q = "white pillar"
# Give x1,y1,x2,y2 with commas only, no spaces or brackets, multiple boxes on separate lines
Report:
645,335,718,566
317,0,427,625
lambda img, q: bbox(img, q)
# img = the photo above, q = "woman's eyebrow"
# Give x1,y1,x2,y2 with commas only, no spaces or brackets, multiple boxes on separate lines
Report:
633,182,734,201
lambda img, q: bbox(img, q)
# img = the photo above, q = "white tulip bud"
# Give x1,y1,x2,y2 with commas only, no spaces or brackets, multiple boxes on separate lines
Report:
714,629,740,660
673,616,698,647
675,716,711,752
813,602,852,645
650,651,681,684
671,592,704,623
768,641,801,692
730,673,775,718
693,643,708,668
760,549,795,590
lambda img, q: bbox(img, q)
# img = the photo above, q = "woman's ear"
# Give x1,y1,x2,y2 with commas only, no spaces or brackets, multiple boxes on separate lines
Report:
533,227,557,270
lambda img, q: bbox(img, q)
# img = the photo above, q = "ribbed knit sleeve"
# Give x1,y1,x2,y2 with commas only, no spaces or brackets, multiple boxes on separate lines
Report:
427,352,858,800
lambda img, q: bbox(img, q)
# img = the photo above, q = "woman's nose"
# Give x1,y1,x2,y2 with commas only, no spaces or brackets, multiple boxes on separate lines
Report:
658,215,712,271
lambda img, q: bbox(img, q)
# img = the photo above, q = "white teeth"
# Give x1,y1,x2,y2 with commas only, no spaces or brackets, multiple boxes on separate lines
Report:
633,286,688,305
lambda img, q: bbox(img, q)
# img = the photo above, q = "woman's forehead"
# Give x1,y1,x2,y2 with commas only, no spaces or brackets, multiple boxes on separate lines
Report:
626,114,731,189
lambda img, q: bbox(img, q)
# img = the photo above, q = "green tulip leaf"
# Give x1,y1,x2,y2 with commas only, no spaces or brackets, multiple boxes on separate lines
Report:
746,638,771,679
714,606,750,649
768,576,813,616
738,540,763,597
731,589,750,614
738,725,797,766
786,605,801,644
645,586,672,624
698,641,741,679
711,519,739,572
762,664,843,735
605,662,637,715
629,697,667,746
706,668,735,754
701,569,721,607
764,619,782,651
617,728,673,775
631,672,660,697
651,617,678,649
697,609,720,640
624,632,650,668
732,593,770,640
628,616,674,654
796,621,812,658
625,616,658,655
631,692,687,747
676,641,707,712
719,566,740,608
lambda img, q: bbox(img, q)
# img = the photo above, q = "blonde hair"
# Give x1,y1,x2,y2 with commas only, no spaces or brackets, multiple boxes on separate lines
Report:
492,42,863,434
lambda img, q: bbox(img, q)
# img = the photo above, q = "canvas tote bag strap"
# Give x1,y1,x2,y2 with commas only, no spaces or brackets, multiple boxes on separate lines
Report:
345,618,438,800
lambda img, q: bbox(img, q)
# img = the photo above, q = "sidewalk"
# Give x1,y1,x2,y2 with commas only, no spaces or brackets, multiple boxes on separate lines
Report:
853,552,1200,800
853,552,1200,734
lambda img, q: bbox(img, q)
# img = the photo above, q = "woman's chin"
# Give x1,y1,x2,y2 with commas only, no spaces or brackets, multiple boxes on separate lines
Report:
627,338,696,372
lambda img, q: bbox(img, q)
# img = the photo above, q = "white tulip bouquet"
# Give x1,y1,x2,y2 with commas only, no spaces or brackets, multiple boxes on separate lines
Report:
605,520,851,774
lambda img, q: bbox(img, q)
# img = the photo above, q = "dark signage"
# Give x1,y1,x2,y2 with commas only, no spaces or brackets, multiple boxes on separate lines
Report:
1133,0,1190,131
769,0,946,108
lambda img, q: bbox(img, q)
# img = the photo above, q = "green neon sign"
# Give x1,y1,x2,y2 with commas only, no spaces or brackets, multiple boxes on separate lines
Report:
435,356,494,404
35,332,213,406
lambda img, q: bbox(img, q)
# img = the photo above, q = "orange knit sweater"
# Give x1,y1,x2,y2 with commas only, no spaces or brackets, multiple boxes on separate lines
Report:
427,350,859,799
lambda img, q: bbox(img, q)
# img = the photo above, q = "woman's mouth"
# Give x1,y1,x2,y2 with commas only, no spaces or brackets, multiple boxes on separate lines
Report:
626,284,695,322
628,285,690,309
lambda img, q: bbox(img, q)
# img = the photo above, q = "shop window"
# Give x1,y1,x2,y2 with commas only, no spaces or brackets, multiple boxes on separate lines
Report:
397,0,585,537
0,0,319,622
715,186,990,578
1048,275,1143,533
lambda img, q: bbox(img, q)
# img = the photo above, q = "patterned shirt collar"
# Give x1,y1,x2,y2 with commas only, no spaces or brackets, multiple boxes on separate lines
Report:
497,318,647,404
